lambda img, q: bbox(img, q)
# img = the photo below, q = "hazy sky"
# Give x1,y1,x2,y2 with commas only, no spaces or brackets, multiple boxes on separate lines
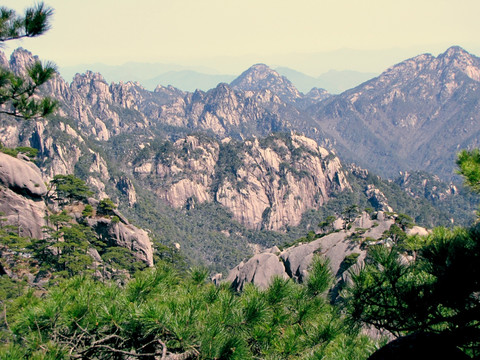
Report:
2,0,480,75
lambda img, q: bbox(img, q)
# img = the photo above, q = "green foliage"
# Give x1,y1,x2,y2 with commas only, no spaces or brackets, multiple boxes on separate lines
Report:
124,192,253,273
306,256,333,296
457,149,480,193
342,204,359,224
340,252,360,272
101,247,146,273
0,3,57,119
0,276,26,302
0,145,17,157
381,223,407,244
319,215,336,233
344,225,480,355
0,3,53,41
81,204,93,217
30,212,99,277
97,197,117,216
0,265,376,359
50,174,93,204
14,146,38,159
396,212,414,231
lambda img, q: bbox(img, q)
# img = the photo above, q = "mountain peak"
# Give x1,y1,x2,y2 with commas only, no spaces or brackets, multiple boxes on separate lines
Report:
231,63,301,102
9,47,38,75
248,63,272,72
441,45,471,58
437,46,480,81
231,63,282,88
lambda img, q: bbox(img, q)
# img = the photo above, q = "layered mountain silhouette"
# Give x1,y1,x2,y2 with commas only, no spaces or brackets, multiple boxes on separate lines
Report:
1,46,479,270
5,45,480,182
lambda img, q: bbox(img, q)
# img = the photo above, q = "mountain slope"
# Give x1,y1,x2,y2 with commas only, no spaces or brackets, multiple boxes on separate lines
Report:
309,46,480,179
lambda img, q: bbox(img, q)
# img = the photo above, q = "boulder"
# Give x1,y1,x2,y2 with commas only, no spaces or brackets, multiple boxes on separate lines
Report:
280,231,362,281
281,240,322,281
88,218,154,267
0,152,47,198
227,252,288,291
354,211,373,228
406,226,430,237
0,186,47,239
226,211,402,290
0,154,47,238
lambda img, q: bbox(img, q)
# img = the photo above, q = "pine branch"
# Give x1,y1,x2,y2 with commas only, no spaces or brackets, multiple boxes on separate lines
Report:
0,3,54,43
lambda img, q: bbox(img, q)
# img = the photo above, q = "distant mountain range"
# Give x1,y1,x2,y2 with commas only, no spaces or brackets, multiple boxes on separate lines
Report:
275,68,377,94
310,46,480,179
59,63,376,94
54,46,480,180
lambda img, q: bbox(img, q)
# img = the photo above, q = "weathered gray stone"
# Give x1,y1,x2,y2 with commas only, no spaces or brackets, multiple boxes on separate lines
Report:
227,252,288,291
280,240,322,281
0,183,47,239
406,226,429,237
87,218,154,267
0,152,47,198
226,212,405,290
366,185,393,212
354,211,373,229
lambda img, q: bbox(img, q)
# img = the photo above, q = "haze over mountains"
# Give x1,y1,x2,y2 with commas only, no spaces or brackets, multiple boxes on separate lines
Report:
59,63,377,94
17,45,480,182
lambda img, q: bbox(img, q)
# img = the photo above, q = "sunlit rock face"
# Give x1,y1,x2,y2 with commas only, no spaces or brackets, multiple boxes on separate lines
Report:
133,133,349,230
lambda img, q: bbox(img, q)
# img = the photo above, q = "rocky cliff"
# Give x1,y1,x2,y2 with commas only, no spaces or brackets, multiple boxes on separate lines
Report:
8,46,480,182
0,46,477,273
0,152,154,283
132,133,349,230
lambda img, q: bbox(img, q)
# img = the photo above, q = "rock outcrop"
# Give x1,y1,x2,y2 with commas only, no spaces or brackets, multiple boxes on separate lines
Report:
0,151,154,273
87,217,154,267
0,152,47,198
227,212,396,290
227,250,288,291
133,133,349,230
0,153,47,238
365,185,393,212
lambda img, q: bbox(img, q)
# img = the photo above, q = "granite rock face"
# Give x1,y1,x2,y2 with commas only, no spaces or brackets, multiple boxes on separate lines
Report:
0,151,154,269
226,212,398,291
0,153,47,238
8,46,480,182
0,186,47,239
88,217,154,267
227,251,289,291
133,133,349,230
0,152,47,198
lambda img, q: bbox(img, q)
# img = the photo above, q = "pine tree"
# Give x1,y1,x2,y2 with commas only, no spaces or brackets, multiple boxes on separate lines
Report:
343,150,480,357
0,3,57,119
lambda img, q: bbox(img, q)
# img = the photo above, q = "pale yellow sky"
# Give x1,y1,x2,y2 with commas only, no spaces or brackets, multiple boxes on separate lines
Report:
2,0,480,75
